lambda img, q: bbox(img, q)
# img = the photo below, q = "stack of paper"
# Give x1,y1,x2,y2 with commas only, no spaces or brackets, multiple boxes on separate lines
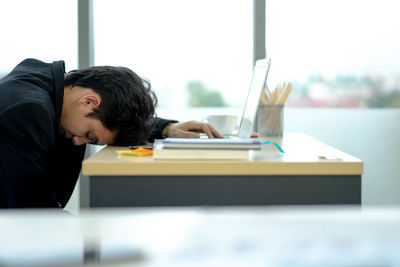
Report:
153,138,261,160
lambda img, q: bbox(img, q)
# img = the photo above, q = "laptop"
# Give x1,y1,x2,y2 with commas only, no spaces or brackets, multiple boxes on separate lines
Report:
201,58,271,138
157,58,271,148
232,58,271,138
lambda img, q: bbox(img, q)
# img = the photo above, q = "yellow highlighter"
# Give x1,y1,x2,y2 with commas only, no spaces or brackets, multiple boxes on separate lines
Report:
116,147,153,157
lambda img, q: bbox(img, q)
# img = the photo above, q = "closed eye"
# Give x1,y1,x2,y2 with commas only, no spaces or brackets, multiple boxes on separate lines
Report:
87,132,99,144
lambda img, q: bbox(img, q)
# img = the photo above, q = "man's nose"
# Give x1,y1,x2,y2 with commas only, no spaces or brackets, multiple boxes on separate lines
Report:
72,136,90,146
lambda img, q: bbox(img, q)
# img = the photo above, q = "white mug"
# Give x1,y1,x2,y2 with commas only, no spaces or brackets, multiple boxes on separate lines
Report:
203,115,238,135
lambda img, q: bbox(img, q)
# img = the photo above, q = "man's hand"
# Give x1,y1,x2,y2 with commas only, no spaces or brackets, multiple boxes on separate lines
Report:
162,121,223,138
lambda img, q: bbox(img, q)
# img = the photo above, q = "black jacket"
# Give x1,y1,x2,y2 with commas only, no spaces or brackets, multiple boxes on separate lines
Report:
0,59,175,208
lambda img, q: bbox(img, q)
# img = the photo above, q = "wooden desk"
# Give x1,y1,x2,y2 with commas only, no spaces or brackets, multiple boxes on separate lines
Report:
82,133,363,207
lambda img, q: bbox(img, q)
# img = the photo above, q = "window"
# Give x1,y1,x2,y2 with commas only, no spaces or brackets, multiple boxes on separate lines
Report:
93,0,253,109
0,0,77,75
266,0,400,107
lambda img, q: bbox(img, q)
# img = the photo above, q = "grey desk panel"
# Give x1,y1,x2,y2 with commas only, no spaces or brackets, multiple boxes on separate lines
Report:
89,175,361,207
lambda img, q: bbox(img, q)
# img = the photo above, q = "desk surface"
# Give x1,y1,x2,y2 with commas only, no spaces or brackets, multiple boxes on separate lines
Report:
82,133,363,176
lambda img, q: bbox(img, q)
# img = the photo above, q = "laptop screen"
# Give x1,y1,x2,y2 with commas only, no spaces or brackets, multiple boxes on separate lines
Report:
237,58,271,138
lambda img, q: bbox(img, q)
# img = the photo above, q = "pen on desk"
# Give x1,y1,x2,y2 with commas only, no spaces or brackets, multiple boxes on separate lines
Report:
128,145,153,150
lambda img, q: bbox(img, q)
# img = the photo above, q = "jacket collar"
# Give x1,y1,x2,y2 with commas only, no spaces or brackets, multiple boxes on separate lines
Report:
51,60,65,129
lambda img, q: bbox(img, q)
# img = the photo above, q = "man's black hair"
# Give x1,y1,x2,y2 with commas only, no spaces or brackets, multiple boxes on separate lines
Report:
64,66,157,145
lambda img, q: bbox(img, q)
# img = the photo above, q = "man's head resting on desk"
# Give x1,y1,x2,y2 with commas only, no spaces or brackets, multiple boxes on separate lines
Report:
62,66,157,146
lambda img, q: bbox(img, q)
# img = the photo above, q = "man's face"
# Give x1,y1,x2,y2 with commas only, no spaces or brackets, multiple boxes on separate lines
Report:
59,114,117,145
60,87,117,145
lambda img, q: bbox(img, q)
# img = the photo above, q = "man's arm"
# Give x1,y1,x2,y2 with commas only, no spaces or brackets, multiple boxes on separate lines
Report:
149,117,222,142
148,117,179,141
162,120,223,138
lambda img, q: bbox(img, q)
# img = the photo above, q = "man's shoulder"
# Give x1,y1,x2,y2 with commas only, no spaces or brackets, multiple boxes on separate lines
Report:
1,58,64,89
0,59,56,109
15,58,52,70
16,58,65,72
1,59,51,79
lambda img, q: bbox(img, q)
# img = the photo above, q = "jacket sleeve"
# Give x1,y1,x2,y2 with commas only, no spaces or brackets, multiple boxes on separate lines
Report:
148,117,178,141
0,102,59,208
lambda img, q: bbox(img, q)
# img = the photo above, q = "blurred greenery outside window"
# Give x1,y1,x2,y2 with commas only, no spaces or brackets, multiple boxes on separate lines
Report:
266,0,400,108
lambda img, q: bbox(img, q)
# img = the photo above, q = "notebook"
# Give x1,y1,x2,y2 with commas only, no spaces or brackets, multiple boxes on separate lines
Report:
155,137,261,150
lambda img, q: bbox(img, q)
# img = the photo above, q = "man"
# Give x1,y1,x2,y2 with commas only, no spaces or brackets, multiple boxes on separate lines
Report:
0,58,221,208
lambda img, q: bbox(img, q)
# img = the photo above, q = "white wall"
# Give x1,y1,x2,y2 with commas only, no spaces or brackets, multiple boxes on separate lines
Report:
285,108,400,206
65,107,400,213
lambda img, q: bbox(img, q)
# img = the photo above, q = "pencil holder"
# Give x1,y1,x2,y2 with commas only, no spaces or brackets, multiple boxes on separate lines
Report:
257,104,284,137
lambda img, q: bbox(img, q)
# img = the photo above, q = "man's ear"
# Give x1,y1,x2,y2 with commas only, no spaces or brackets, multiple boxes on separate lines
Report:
79,94,101,109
